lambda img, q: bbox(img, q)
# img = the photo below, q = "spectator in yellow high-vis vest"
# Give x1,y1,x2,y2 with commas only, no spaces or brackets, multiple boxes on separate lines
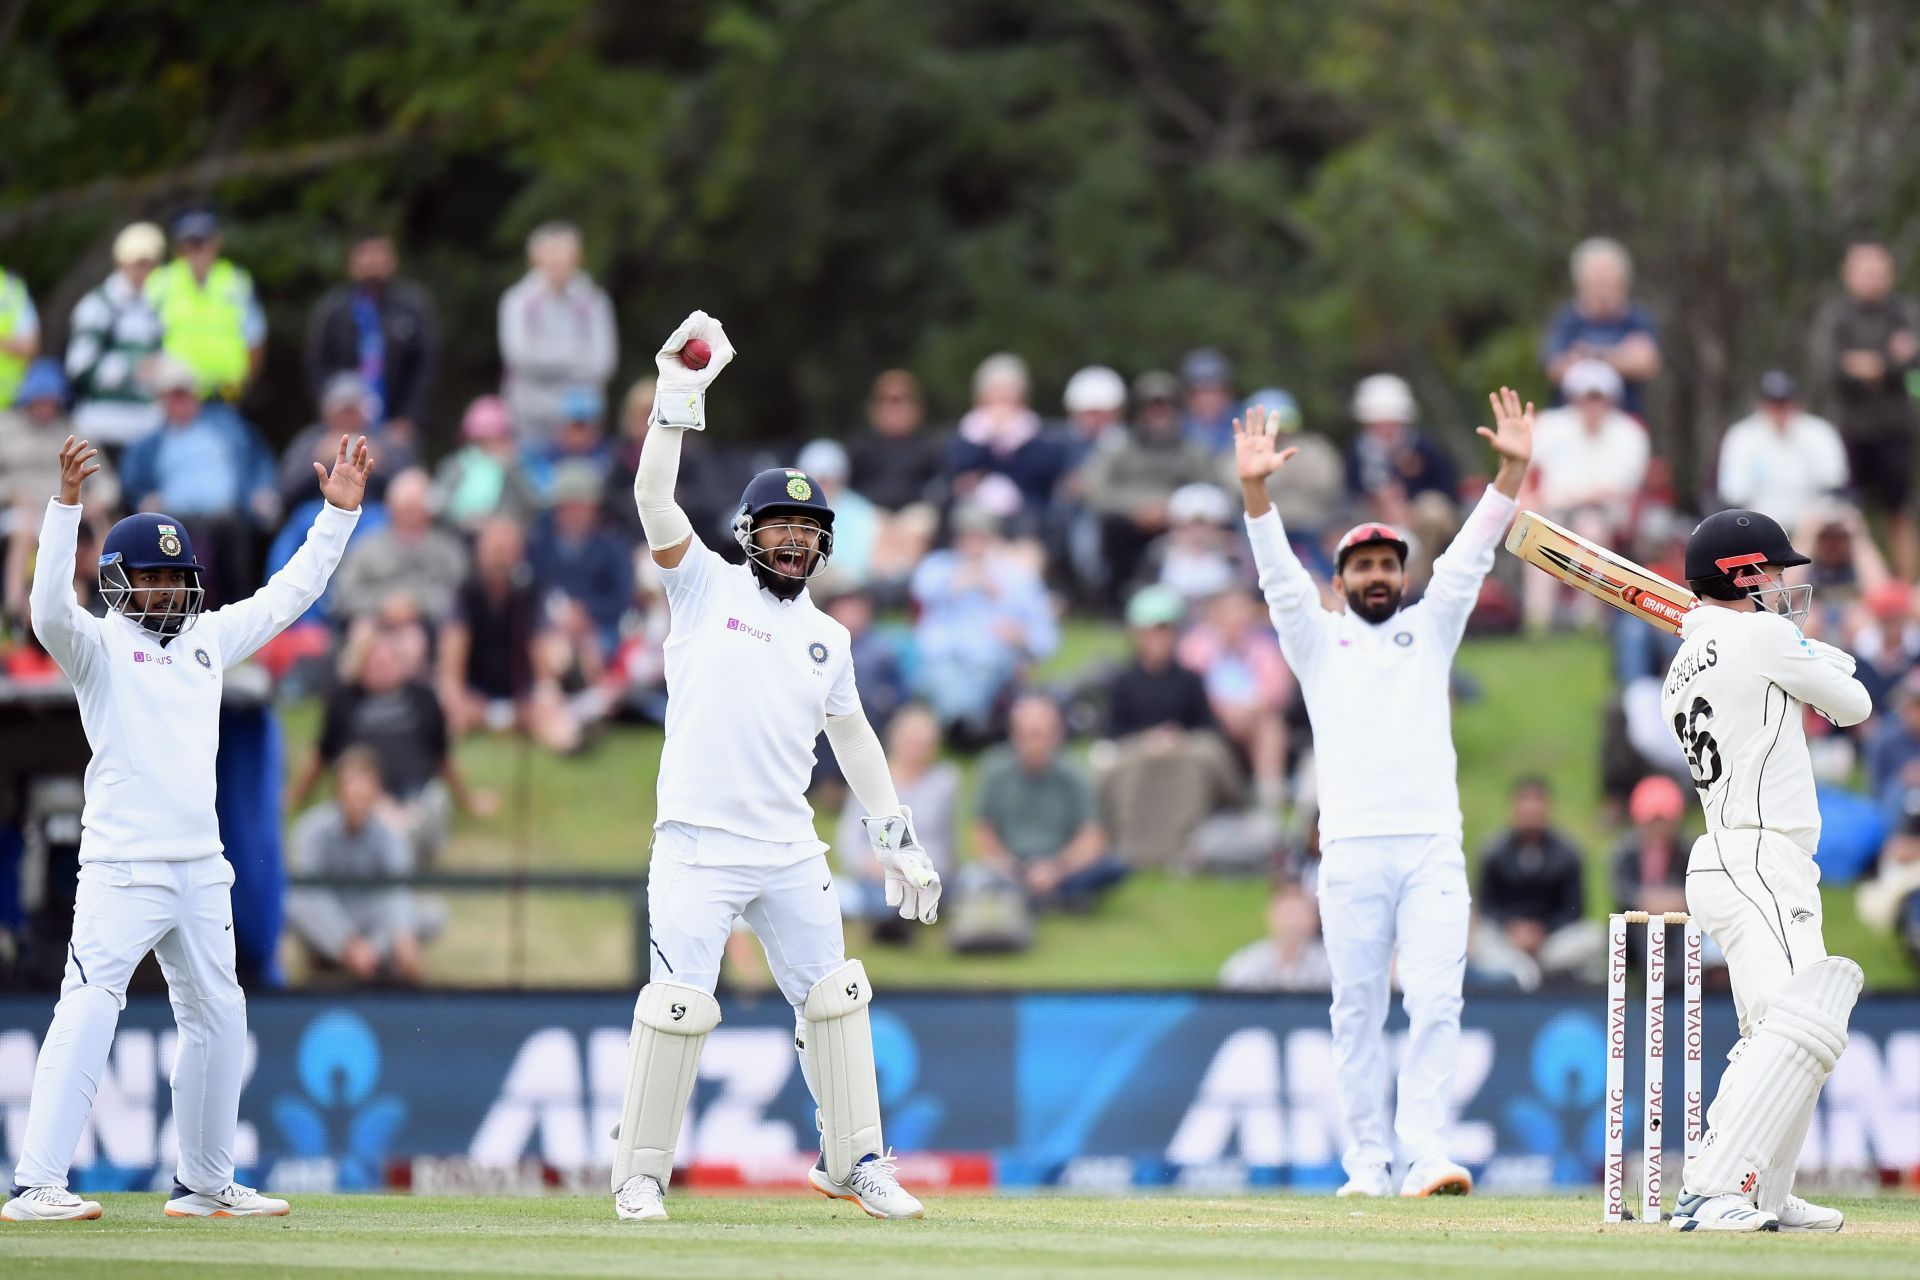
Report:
144,211,265,402
0,268,41,408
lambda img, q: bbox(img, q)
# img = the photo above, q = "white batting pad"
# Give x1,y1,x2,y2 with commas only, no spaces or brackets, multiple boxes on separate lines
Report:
1684,956,1861,1198
803,959,883,1183
609,982,721,1190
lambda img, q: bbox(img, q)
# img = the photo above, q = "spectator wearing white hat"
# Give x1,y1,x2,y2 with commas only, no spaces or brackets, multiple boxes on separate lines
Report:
1151,481,1249,607
1344,374,1457,580
279,372,419,511
1082,370,1222,608
1059,365,1128,468
1522,359,1650,630
1051,365,1130,604
65,222,167,449
1716,370,1849,532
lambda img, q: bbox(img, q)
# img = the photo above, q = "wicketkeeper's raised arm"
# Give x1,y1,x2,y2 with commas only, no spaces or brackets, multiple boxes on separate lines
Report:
30,437,107,679
635,311,736,567
1235,409,1327,672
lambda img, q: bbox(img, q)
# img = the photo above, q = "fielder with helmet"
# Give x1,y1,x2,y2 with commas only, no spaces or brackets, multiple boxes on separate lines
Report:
5,432,371,1223
1658,510,1870,1233
1234,387,1534,1199
611,312,939,1222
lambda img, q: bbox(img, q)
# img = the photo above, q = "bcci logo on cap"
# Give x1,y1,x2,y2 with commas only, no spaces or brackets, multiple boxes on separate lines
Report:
786,474,812,501
156,524,182,557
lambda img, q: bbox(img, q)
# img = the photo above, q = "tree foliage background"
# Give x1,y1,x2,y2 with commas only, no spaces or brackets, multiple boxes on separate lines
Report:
6,0,1920,488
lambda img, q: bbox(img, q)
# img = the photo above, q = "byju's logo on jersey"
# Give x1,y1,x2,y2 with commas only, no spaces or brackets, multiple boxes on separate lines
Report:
726,617,772,642
131,650,172,666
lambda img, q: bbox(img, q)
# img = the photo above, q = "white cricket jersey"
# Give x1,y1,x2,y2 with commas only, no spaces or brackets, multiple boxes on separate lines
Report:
1246,486,1517,845
654,539,858,858
30,497,359,863
1660,605,1872,857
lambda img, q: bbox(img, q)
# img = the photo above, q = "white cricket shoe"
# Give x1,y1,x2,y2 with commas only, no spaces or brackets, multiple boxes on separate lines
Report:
163,1181,289,1218
2,1185,102,1221
809,1152,924,1219
614,1174,668,1222
1335,1166,1392,1198
1668,1192,1779,1232
1776,1194,1844,1232
1400,1157,1473,1198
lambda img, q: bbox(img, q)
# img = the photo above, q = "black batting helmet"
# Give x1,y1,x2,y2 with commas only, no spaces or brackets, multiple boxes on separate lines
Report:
1685,508,1812,618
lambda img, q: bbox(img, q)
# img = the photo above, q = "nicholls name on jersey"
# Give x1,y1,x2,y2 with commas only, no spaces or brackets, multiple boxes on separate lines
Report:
1659,606,1871,856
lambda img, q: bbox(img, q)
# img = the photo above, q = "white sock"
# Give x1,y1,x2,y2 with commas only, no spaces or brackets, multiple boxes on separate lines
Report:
12,986,122,1190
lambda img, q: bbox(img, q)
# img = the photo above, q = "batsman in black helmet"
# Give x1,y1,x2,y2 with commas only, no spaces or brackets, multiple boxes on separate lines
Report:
1658,508,1871,1233
610,312,938,1224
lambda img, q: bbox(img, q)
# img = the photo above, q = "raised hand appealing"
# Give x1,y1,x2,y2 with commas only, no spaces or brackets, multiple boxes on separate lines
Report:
315,434,375,511
57,436,101,506
1479,386,1534,498
1233,407,1301,483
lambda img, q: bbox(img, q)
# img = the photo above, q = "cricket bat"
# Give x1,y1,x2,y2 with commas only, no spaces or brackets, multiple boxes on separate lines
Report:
1504,510,1697,634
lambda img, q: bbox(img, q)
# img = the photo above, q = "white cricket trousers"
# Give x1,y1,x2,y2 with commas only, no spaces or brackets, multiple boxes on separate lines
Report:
14,856,246,1194
1685,828,1829,1209
1317,834,1470,1179
646,823,847,1100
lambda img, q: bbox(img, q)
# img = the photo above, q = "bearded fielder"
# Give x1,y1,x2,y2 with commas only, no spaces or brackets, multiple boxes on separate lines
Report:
4,434,370,1222
1236,388,1532,1198
1658,511,1868,1233
610,313,940,1222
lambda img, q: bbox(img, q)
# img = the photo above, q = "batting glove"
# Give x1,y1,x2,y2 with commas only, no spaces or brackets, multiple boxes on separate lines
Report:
861,805,942,925
650,310,736,430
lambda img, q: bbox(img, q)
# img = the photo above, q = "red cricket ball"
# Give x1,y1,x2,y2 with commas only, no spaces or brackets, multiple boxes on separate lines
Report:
680,338,712,371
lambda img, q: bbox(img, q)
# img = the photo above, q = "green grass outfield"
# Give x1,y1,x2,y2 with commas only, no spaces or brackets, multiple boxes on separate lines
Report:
3,1194,1917,1278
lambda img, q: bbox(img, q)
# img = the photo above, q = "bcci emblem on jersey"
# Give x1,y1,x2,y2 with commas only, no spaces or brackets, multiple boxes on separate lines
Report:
157,524,183,558
808,641,830,665
194,648,212,669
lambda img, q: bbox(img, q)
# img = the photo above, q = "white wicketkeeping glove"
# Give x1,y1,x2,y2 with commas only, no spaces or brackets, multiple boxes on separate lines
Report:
861,805,942,925
650,310,737,430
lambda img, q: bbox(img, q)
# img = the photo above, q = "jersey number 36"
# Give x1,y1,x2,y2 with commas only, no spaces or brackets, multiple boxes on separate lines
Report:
1673,696,1722,791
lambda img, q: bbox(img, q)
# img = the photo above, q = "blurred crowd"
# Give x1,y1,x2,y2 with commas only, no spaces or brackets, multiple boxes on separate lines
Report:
2,217,1919,988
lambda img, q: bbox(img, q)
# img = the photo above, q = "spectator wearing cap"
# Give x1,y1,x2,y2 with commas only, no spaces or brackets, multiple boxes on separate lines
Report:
848,369,944,512
118,354,277,604
909,503,1057,744
1219,884,1333,992
305,231,439,444
1178,585,1294,808
971,694,1122,912
1522,359,1650,630
1474,777,1595,984
1810,236,1920,576
498,221,617,443
796,439,880,586
279,372,418,510
1541,236,1661,418
2,360,122,527
1150,482,1248,606
1244,389,1345,579
65,222,165,449
1058,365,1129,470
1049,365,1129,605
947,353,1070,524
1345,374,1457,578
435,395,539,532
1098,586,1241,867
1180,348,1237,454
528,459,634,658
144,210,265,402
1610,775,1689,921
1851,581,1920,710
1716,370,1849,532
330,467,470,625
523,384,613,501
0,265,39,410
1081,369,1221,608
